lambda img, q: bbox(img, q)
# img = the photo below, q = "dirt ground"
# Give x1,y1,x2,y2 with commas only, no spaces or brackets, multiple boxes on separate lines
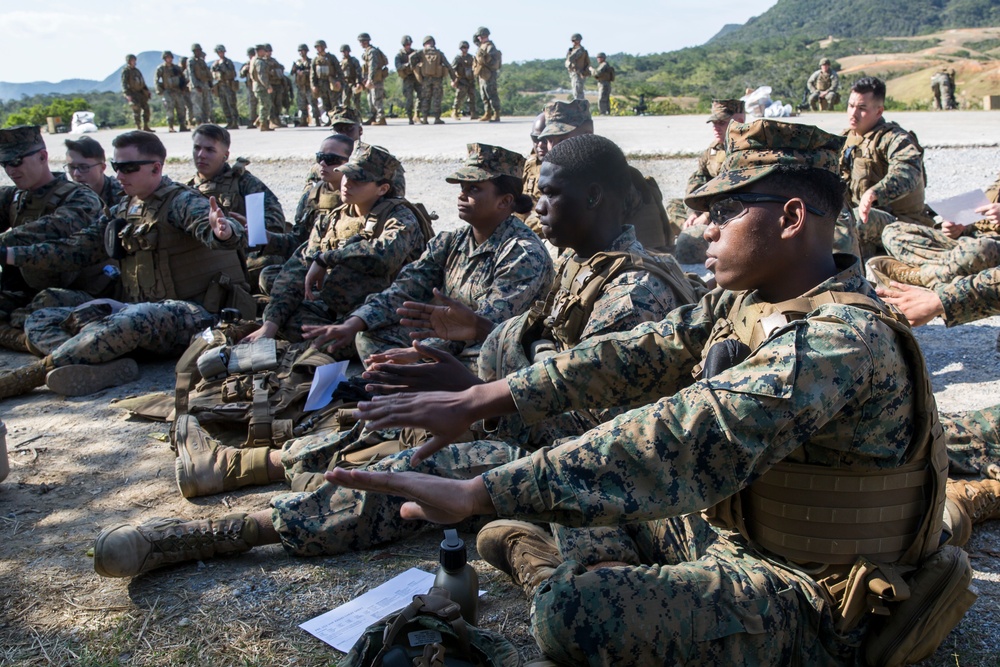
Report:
2,118,1000,666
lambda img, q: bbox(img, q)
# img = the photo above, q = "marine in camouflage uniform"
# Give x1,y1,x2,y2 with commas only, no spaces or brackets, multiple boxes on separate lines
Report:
670,99,745,264
239,47,258,129
120,54,152,131
359,33,388,125
451,41,478,119
310,40,344,123
339,45,363,115
265,45,290,127
178,58,195,125
154,51,188,132
410,36,455,124
565,34,590,101
188,44,214,125
211,45,241,129
250,45,273,131
396,36,419,124
473,27,502,121
592,53,614,115
261,144,425,350
839,77,931,259
931,67,957,110
807,57,840,111
290,45,317,126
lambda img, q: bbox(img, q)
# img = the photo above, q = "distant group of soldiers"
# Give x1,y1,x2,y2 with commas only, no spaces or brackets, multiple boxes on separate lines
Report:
804,56,962,113
563,33,616,115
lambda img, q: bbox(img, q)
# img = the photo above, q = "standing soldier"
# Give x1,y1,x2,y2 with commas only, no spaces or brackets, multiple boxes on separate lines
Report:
359,32,388,126
250,45,273,132
121,54,152,132
451,41,477,120
178,57,195,124
473,26,502,122
396,36,419,125
291,44,318,126
155,51,188,133
265,44,289,128
311,40,344,124
239,47,258,130
212,45,240,130
593,52,615,116
931,67,957,110
188,44,214,124
340,44,362,115
565,33,590,101
807,57,841,111
410,36,455,125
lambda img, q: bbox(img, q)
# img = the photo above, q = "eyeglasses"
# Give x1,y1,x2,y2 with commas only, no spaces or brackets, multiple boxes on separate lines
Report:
708,193,827,228
110,160,158,174
316,152,348,166
66,162,102,174
1,148,43,169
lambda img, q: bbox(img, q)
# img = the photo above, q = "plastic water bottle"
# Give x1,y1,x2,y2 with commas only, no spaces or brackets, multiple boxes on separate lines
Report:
433,529,478,625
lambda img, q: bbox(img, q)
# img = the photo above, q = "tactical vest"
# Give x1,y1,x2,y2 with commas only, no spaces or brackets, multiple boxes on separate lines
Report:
814,71,834,91
313,54,333,80
116,181,248,305
188,161,248,215
697,290,946,565
341,56,361,83
123,67,147,93
365,47,389,81
843,122,929,223
396,50,414,79
531,250,702,349
421,49,445,77
293,58,311,86
213,59,236,83
159,64,182,91
6,177,84,291
191,58,211,87
454,54,474,82
267,59,286,86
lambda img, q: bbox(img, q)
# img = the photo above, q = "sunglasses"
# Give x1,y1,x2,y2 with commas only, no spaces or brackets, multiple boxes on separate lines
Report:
110,160,158,174
1,148,43,169
66,162,102,174
708,193,827,228
316,152,348,166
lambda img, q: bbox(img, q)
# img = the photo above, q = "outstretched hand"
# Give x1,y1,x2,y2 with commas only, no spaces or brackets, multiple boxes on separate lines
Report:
209,196,233,240
363,342,482,395
876,281,945,326
397,288,490,342
301,316,366,351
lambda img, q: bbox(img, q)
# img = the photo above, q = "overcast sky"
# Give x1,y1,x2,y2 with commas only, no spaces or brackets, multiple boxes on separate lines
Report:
0,0,780,83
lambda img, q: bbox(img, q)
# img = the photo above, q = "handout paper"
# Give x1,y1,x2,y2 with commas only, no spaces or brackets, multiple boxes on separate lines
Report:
302,360,349,411
927,189,991,226
245,192,269,246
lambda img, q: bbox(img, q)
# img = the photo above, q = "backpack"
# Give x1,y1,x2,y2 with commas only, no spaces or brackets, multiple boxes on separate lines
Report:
343,588,521,667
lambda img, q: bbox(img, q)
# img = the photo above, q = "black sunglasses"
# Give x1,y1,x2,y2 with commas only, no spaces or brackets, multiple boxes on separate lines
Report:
110,160,158,174
708,193,827,227
1,148,43,169
316,152,348,166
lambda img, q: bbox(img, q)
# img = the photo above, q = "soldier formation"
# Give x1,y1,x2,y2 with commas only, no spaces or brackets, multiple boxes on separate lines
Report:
3,45,1000,665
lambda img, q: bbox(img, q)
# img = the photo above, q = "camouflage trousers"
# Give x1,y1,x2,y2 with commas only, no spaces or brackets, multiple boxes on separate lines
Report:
882,221,1000,287
161,91,187,129
191,86,213,124
533,514,863,666
832,205,898,260
1,288,93,333
479,77,501,116
401,76,418,120
341,84,359,114
808,90,840,111
181,91,194,122
24,299,213,366
270,434,527,556
597,81,611,115
418,77,445,120
295,84,319,124
129,94,151,129
941,404,1000,476
569,71,586,101
246,85,258,126
314,82,335,120
217,83,239,127
367,82,385,122
453,82,478,117
255,87,272,127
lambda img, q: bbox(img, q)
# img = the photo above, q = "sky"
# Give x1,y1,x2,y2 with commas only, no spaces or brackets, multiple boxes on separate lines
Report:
0,0,780,83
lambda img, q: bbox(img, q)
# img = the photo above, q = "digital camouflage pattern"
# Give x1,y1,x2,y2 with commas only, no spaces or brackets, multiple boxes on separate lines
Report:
881,221,1000,288
807,67,840,111
538,99,590,139
211,53,240,128
187,51,214,125
360,42,388,123
336,143,400,184
310,51,344,117
706,98,744,123
935,264,1000,326
120,64,151,130
340,50,362,113
290,53,319,125
410,42,455,122
475,38,502,118
395,48,419,122
155,62,188,130
445,143,525,183
331,106,361,127
520,153,543,234
940,405,1000,476
97,175,126,212
251,55,272,127
0,125,45,162
564,43,590,100
451,49,478,118
353,215,554,369
239,53,257,127
483,257,917,664
593,60,614,115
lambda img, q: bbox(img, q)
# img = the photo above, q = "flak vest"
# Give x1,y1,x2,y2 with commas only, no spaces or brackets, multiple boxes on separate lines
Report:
843,122,930,224
421,50,445,78
116,181,247,305
187,161,249,216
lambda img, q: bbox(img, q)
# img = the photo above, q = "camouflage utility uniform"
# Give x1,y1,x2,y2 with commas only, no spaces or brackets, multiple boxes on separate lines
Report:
807,67,840,111
396,46,419,123
565,43,590,101
251,54,273,130
155,59,188,131
239,51,257,128
361,40,388,123
410,41,455,123
212,52,241,128
340,49,363,114
451,48,477,118
311,51,344,119
121,63,151,130
291,52,317,125
475,36,502,119
188,50,214,124
593,59,614,115
671,140,726,263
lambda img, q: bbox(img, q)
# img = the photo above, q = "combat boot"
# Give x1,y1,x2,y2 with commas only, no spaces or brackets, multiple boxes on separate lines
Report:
45,358,139,397
178,123,190,133
409,116,416,125
478,111,492,122
174,414,272,498
374,117,387,126
477,520,562,600
865,256,926,287
452,109,461,120
143,123,153,132
259,119,273,132
0,324,30,353
945,478,1000,547
419,116,429,125
489,110,501,122
93,513,259,578
0,356,53,400
168,122,176,133
433,117,445,125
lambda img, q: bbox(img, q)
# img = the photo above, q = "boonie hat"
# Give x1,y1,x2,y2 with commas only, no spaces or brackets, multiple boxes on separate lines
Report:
446,143,525,183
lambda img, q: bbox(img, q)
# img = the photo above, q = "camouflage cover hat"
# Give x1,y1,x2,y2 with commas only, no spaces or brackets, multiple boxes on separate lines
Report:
423,36,435,45
331,106,362,126
358,33,371,41
685,119,846,212
820,57,831,66
401,35,412,46
315,39,327,48
0,125,45,163
341,44,351,52
706,99,746,123
336,143,400,184
459,40,469,49
162,50,174,59
571,33,582,41
446,143,525,183
215,44,226,52
538,99,592,139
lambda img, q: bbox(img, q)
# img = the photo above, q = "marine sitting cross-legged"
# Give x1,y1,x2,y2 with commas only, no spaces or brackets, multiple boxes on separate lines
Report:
324,120,980,666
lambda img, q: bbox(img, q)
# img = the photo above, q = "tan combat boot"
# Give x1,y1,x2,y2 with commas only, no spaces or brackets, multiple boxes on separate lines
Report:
259,119,273,132
865,256,926,288
451,109,461,120
0,356,54,400
143,123,153,132
433,116,445,125
478,111,492,122
374,117,387,126
477,520,562,600
945,478,1000,547
489,110,501,122
0,324,30,353
45,358,139,396
93,513,259,577
174,414,272,498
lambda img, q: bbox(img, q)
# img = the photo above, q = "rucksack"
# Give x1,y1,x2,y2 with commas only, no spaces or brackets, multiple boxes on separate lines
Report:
343,588,521,667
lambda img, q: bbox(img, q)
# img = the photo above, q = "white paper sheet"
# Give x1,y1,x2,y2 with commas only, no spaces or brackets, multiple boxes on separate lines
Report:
927,189,991,226
300,567,436,652
245,192,269,246
302,360,349,411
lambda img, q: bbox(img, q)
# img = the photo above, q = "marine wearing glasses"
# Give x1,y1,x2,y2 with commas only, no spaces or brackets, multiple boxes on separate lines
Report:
708,193,827,227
